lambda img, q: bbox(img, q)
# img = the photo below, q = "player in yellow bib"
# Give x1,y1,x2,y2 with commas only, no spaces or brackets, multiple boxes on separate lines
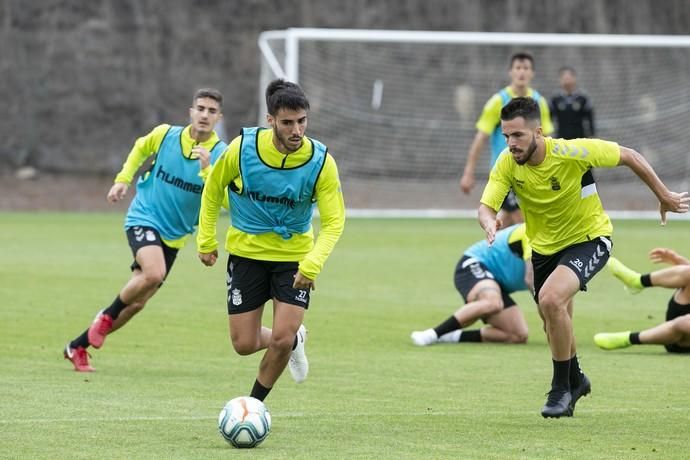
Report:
460,52,554,227
478,97,689,418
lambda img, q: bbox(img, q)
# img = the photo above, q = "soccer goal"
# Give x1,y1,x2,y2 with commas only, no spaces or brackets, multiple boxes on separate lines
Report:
258,29,690,218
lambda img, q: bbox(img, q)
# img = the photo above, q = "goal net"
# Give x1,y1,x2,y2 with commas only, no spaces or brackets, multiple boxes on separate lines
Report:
258,29,690,214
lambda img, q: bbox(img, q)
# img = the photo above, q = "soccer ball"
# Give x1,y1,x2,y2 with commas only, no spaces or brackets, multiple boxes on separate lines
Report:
218,396,272,448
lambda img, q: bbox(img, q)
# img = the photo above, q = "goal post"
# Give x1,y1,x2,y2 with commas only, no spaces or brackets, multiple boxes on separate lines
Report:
258,29,690,218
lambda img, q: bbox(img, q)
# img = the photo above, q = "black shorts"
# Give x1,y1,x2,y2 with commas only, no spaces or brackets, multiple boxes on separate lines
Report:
125,226,179,278
664,298,690,354
226,254,310,315
454,256,517,310
532,236,612,302
501,189,520,212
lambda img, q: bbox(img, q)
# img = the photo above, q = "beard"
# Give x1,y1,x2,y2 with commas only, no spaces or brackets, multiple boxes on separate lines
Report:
512,135,537,165
273,126,302,153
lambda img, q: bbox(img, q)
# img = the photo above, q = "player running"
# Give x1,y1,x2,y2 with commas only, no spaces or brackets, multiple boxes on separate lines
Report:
64,89,227,371
477,97,688,417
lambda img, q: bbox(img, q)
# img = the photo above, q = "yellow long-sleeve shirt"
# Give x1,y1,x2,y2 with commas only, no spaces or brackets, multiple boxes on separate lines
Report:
113,124,221,248
197,129,345,280
114,124,217,185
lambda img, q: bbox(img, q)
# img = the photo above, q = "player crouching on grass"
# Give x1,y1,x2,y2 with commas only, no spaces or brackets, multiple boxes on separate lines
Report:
63,89,227,372
595,249,690,353
196,79,345,402
411,223,531,347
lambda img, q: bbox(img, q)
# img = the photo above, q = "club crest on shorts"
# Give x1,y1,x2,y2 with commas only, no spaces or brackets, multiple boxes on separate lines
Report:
231,288,242,306
550,176,561,191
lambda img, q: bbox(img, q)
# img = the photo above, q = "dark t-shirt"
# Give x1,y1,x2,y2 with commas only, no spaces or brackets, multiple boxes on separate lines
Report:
550,90,595,139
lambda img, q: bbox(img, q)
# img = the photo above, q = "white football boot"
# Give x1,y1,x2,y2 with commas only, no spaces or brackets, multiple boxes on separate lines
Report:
410,328,438,346
288,324,309,383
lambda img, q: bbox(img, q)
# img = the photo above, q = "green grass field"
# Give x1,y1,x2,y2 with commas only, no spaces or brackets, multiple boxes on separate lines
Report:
1,213,689,459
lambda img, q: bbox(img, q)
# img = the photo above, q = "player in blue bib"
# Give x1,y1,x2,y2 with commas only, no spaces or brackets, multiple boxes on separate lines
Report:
228,126,327,239
197,80,346,403
411,224,532,346
64,89,227,372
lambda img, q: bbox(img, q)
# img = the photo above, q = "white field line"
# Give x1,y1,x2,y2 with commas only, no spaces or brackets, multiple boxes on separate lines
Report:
1,406,687,424
343,209,690,220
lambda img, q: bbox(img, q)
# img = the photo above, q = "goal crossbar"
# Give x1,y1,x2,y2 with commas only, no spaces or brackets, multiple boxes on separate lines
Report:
257,29,690,218
259,28,690,81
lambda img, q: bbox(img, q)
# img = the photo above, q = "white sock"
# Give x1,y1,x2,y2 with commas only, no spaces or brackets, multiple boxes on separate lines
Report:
438,330,462,343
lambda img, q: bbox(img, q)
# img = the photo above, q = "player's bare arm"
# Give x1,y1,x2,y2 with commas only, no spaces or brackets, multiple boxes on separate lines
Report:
618,147,690,224
478,203,501,245
460,131,489,194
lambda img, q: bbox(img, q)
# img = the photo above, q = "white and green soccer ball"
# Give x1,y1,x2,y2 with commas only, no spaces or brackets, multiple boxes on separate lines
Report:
218,396,272,448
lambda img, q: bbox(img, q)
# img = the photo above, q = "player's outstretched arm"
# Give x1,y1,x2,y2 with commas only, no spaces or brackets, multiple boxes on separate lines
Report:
618,147,690,225
658,191,690,225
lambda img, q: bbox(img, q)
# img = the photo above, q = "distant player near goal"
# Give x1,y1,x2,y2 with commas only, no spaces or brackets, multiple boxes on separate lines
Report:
460,51,554,227
595,250,690,354
411,223,531,347
478,97,689,418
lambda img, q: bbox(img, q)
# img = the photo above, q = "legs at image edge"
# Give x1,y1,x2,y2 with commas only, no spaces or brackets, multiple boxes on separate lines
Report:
595,313,690,351
229,300,306,401
64,245,168,372
609,255,690,295
599,256,690,351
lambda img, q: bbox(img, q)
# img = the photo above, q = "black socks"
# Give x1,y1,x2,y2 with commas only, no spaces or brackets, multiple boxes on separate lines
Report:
70,330,90,350
250,379,272,402
433,316,461,337
458,329,482,342
551,358,570,390
70,295,128,349
103,295,128,320
569,354,584,388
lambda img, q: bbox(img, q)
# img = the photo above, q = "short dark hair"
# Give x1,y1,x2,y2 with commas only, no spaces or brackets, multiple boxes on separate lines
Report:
265,79,310,116
558,65,576,75
193,88,223,108
509,51,534,69
501,97,541,123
